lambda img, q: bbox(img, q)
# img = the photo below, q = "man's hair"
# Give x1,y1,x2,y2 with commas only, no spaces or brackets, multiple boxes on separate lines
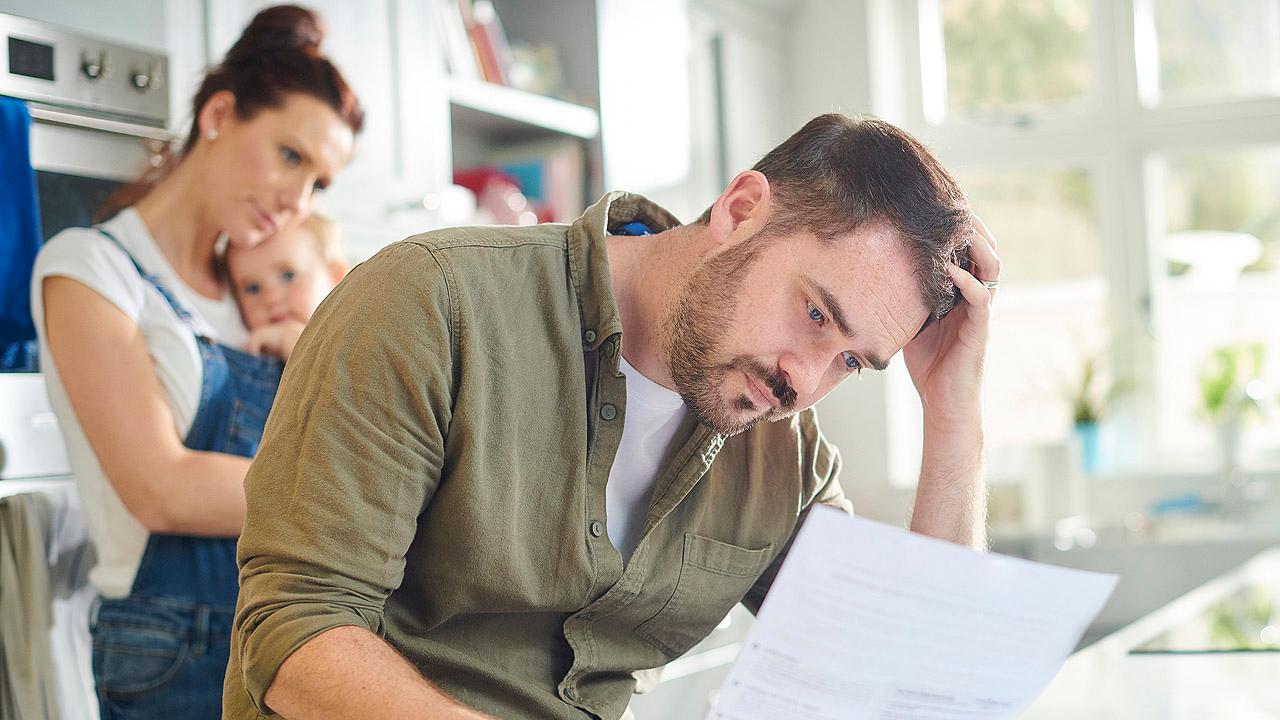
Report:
695,113,973,320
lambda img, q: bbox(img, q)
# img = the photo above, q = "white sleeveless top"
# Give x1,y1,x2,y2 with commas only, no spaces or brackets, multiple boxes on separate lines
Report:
30,208,247,597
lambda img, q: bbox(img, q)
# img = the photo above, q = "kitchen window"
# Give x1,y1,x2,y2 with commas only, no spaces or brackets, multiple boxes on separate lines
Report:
876,0,1280,482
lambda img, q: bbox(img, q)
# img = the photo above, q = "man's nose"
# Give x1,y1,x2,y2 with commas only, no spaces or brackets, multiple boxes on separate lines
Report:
778,350,826,399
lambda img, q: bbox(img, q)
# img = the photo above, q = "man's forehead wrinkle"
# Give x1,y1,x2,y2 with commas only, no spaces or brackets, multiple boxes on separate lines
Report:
817,224,926,360
857,278,914,351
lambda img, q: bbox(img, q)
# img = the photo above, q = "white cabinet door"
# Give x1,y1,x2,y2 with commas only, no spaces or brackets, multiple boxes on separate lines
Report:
616,0,792,221
708,7,790,176
598,0,691,195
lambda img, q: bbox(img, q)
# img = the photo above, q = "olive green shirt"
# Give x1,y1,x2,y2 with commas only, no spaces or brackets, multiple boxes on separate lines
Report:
224,192,852,720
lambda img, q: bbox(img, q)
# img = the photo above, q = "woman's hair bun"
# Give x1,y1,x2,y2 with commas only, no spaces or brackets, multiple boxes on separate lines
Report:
226,5,326,64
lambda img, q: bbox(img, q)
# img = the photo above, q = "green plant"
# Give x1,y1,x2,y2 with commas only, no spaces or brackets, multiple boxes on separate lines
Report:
1198,342,1265,423
1207,587,1278,650
1069,354,1126,424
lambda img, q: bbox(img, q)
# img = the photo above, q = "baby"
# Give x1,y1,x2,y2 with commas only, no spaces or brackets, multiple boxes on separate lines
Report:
225,212,348,361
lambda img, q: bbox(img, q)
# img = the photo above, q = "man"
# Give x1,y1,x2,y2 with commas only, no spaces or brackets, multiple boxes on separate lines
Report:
224,113,1001,719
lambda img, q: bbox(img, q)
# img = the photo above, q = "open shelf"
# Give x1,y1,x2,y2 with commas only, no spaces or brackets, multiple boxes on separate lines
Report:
448,79,600,141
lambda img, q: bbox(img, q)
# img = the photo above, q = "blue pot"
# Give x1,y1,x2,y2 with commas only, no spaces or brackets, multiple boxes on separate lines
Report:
1074,421,1101,475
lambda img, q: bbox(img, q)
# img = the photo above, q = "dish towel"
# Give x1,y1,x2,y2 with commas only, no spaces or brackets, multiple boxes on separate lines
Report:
0,96,43,371
0,492,61,719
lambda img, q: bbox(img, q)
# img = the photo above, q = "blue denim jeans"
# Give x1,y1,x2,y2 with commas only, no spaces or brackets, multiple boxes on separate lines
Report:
91,596,234,720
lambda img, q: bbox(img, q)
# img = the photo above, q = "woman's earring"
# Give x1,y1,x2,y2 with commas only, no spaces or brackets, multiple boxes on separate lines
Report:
206,130,219,141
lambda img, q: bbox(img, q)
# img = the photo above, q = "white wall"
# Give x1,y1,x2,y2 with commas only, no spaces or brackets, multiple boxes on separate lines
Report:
788,0,873,122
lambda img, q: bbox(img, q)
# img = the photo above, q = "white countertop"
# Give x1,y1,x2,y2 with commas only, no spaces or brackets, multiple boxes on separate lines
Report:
1024,548,1280,718
0,476,75,499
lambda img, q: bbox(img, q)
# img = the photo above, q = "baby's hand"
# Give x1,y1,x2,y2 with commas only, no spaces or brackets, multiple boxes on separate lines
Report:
245,320,306,361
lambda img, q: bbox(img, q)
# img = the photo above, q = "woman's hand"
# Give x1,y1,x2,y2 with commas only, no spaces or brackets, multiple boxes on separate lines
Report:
245,320,306,361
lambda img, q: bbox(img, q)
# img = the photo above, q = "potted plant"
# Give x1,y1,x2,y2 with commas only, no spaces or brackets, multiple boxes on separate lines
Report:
1068,354,1124,475
1198,343,1265,422
1198,342,1266,488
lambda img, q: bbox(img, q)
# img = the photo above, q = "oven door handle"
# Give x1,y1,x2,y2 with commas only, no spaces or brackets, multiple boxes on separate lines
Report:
27,103,174,143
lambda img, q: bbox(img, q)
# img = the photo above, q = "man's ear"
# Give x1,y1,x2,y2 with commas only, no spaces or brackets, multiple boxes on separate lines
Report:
707,170,772,247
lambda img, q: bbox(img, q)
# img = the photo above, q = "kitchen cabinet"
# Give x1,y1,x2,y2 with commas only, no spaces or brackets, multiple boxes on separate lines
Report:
619,0,793,223
445,0,604,224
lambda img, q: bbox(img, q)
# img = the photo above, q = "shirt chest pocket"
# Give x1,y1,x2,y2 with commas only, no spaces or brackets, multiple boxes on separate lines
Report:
636,533,774,659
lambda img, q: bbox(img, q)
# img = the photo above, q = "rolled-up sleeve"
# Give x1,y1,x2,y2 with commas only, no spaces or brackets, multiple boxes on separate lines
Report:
228,240,456,714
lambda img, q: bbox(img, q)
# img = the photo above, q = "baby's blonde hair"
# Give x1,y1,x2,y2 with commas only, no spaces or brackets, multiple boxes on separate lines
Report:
218,211,345,286
299,211,344,264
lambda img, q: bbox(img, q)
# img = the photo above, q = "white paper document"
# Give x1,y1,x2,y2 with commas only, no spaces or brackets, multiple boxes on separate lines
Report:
709,506,1117,720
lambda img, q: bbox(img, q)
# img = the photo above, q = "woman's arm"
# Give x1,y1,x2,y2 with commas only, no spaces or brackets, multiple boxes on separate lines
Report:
42,275,251,536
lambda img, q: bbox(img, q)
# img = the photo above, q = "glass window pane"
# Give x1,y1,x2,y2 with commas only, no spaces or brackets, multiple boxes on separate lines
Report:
957,167,1109,459
1162,148,1280,277
962,167,1101,285
938,0,1092,121
1153,146,1280,462
1146,0,1280,105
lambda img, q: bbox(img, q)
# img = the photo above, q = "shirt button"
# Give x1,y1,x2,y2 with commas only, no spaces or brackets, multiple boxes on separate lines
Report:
583,329,597,344
600,403,617,421
590,520,604,537
603,339,616,357
565,687,579,701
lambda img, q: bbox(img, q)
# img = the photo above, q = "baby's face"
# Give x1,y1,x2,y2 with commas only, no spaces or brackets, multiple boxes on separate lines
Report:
226,228,339,330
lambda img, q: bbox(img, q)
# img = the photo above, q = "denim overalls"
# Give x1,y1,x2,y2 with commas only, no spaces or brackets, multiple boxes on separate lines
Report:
86,229,282,719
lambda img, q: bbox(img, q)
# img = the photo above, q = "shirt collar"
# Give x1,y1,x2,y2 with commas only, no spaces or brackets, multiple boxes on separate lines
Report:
567,191,682,351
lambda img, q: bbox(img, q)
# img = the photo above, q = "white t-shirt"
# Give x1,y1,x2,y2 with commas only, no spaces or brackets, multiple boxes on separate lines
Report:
30,208,247,598
606,354,688,560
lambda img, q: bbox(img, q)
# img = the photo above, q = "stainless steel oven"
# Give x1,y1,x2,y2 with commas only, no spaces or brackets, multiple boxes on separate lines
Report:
1,11,170,241
0,13,172,718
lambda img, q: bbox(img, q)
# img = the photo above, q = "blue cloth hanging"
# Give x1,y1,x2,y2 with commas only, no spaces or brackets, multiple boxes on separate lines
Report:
0,96,43,371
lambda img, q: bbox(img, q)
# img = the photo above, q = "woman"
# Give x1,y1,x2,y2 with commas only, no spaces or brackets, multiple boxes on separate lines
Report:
31,6,362,718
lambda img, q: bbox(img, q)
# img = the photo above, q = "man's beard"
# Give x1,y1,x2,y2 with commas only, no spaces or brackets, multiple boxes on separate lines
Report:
663,234,798,436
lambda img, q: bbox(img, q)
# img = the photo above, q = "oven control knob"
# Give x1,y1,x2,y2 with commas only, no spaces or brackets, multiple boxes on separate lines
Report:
81,50,107,80
131,62,163,92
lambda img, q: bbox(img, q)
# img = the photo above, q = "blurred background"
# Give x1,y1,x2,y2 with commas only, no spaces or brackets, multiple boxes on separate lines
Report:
1,0,1278,717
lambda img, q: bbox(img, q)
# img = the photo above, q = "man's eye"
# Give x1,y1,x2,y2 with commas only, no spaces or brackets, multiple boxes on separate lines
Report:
281,270,296,283
843,352,862,373
243,283,261,296
807,302,826,325
280,146,302,165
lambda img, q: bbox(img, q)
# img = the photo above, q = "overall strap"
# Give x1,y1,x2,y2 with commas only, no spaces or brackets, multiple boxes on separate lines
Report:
92,226,205,336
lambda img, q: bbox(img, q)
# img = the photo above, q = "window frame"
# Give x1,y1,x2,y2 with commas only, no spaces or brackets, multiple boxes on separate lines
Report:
872,0,1280,476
